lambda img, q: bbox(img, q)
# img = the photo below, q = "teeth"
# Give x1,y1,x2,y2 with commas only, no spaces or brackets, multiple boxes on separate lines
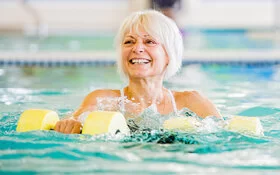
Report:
131,59,150,64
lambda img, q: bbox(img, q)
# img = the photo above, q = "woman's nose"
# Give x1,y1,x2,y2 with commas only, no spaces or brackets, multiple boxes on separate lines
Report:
132,42,144,53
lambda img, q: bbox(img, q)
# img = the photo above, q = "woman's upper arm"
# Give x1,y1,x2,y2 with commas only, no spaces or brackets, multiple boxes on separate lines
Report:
72,90,107,119
183,90,221,118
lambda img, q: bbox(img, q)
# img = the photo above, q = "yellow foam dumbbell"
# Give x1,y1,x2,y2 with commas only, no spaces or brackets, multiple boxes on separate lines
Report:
16,109,130,136
226,116,264,136
16,109,59,132
82,111,130,135
163,116,264,136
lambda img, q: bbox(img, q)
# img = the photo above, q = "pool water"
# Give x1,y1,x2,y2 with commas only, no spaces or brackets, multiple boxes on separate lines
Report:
1,64,280,174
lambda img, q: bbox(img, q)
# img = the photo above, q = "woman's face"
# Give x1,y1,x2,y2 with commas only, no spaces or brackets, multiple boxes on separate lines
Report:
121,28,169,80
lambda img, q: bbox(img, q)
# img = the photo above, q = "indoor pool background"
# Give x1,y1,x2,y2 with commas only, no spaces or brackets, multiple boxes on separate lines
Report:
1,64,280,174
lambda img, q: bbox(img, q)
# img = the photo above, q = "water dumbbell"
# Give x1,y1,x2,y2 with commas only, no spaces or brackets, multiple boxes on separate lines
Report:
16,109,130,135
163,116,264,136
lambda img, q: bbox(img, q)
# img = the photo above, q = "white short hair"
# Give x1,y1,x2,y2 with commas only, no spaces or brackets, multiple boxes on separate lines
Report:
115,10,183,81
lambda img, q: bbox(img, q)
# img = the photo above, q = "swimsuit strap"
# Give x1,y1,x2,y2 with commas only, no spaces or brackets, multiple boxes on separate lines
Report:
167,89,178,114
120,88,125,112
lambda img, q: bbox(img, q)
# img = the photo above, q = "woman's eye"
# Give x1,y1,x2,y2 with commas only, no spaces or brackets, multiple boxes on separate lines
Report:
124,40,133,44
146,40,157,45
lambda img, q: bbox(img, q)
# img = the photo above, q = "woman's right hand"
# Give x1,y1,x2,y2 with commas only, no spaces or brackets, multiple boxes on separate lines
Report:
54,119,82,134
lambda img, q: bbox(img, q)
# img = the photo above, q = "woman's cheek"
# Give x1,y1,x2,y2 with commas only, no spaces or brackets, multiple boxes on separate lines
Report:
122,58,129,74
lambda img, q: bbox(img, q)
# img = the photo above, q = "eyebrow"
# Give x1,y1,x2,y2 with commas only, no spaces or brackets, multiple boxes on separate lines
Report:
124,35,135,39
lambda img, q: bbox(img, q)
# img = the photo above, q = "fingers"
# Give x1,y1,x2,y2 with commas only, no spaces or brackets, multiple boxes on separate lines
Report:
54,119,82,134
64,120,74,134
71,122,82,134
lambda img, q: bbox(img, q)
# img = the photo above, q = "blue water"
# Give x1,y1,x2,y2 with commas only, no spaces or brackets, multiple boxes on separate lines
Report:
1,64,280,174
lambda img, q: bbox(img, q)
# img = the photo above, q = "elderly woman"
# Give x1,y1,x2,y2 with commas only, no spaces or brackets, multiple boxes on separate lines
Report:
54,10,221,134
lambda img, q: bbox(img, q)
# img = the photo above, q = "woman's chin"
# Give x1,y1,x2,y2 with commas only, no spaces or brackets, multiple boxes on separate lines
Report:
129,74,149,79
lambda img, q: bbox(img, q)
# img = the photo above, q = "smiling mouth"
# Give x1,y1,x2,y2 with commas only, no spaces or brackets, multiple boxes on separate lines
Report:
129,58,151,64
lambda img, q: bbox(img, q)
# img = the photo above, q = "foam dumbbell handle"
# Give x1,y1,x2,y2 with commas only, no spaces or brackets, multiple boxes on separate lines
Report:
16,109,59,132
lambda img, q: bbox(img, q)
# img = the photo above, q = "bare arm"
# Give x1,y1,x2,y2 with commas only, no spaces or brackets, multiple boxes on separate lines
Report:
54,89,119,134
72,90,100,119
178,91,221,118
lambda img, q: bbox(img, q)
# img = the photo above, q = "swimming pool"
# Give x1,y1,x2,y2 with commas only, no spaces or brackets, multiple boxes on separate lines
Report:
1,63,280,174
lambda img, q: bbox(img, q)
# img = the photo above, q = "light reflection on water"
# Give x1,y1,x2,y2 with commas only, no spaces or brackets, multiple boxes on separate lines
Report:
0,64,280,174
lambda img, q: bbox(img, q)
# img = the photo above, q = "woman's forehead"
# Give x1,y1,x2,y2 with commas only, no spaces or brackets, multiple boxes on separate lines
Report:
125,26,148,36
121,24,162,42
123,28,159,40
124,32,150,38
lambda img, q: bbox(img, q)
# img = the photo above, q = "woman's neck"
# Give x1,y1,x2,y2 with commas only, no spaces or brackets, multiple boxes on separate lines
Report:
125,79,166,107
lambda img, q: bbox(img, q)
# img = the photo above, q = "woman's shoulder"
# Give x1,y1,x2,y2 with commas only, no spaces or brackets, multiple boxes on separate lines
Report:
87,89,121,98
173,90,202,100
74,89,121,118
79,89,121,110
173,90,212,107
172,90,221,118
